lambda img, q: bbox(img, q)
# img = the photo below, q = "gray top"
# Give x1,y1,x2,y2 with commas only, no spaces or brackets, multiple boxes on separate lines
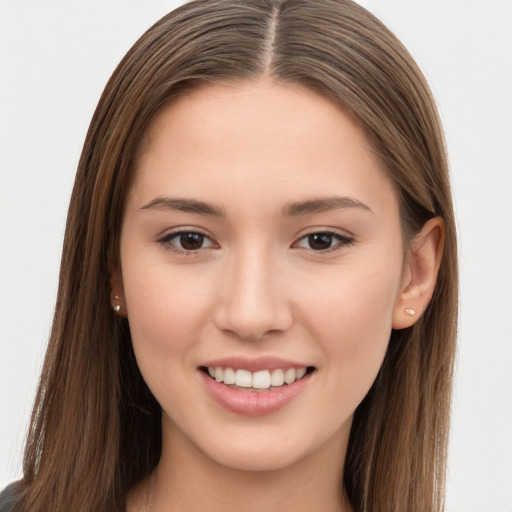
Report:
0,484,16,512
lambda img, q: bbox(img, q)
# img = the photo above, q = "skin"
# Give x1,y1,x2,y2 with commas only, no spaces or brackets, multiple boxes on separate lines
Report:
115,79,443,512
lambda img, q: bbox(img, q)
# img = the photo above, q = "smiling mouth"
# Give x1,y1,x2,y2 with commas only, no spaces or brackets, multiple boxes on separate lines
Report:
200,366,316,392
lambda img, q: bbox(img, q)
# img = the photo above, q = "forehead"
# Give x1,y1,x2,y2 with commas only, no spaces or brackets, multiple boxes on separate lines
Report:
130,79,398,218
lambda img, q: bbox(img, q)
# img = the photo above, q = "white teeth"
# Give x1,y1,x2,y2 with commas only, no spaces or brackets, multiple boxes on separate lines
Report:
223,367,236,385
252,370,271,389
235,369,252,388
206,366,310,389
284,368,296,384
296,367,307,379
270,369,285,387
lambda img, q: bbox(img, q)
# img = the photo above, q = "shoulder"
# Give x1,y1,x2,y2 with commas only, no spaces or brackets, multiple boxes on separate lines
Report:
0,483,18,512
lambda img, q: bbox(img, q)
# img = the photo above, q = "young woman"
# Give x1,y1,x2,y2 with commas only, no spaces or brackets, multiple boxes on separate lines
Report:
0,0,458,511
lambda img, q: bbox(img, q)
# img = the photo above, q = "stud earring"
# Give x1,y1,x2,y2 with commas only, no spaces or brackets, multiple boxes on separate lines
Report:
112,295,121,313
405,308,416,316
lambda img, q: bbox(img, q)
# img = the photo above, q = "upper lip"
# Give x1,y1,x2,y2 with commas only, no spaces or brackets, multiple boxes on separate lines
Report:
200,356,312,373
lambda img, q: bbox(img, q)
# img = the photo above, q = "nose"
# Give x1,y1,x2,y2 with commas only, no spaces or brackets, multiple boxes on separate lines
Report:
214,250,293,341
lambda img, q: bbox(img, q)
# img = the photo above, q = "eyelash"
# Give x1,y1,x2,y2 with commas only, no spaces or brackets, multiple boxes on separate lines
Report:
293,231,355,253
157,229,216,255
157,230,355,255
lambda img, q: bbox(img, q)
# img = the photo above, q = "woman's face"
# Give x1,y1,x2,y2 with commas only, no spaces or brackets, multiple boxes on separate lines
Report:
118,80,409,472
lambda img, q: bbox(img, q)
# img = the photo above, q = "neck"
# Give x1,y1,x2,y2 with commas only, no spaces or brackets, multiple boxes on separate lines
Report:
129,422,353,512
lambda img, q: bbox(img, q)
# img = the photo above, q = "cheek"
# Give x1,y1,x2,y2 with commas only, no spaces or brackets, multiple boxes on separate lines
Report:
120,259,220,425
121,255,213,371
296,257,402,398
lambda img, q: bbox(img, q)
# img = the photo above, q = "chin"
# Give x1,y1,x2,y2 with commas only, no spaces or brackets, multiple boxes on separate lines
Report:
190,420,348,474
205,443,309,473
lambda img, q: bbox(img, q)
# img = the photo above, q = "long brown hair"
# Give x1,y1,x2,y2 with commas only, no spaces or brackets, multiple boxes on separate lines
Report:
16,1,458,510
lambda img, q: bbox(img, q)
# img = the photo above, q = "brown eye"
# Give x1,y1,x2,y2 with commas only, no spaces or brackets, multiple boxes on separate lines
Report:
159,230,215,253
179,232,205,251
308,233,334,251
295,231,354,252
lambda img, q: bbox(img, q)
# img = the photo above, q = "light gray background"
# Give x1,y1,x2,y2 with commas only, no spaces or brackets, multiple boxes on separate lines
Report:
1,1,511,511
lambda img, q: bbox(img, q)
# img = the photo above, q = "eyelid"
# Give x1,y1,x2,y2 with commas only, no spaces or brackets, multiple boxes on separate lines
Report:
157,227,218,254
292,229,355,252
156,226,354,255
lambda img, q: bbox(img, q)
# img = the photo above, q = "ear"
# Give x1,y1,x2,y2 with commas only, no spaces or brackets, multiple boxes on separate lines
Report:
392,217,445,329
109,264,126,317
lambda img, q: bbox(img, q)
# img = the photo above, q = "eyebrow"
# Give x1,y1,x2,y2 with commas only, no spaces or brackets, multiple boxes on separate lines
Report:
282,196,372,216
140,194,371,217
140,196,226,217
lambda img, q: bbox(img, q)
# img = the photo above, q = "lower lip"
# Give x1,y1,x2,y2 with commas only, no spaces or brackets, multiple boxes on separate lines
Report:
199,370,312,416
